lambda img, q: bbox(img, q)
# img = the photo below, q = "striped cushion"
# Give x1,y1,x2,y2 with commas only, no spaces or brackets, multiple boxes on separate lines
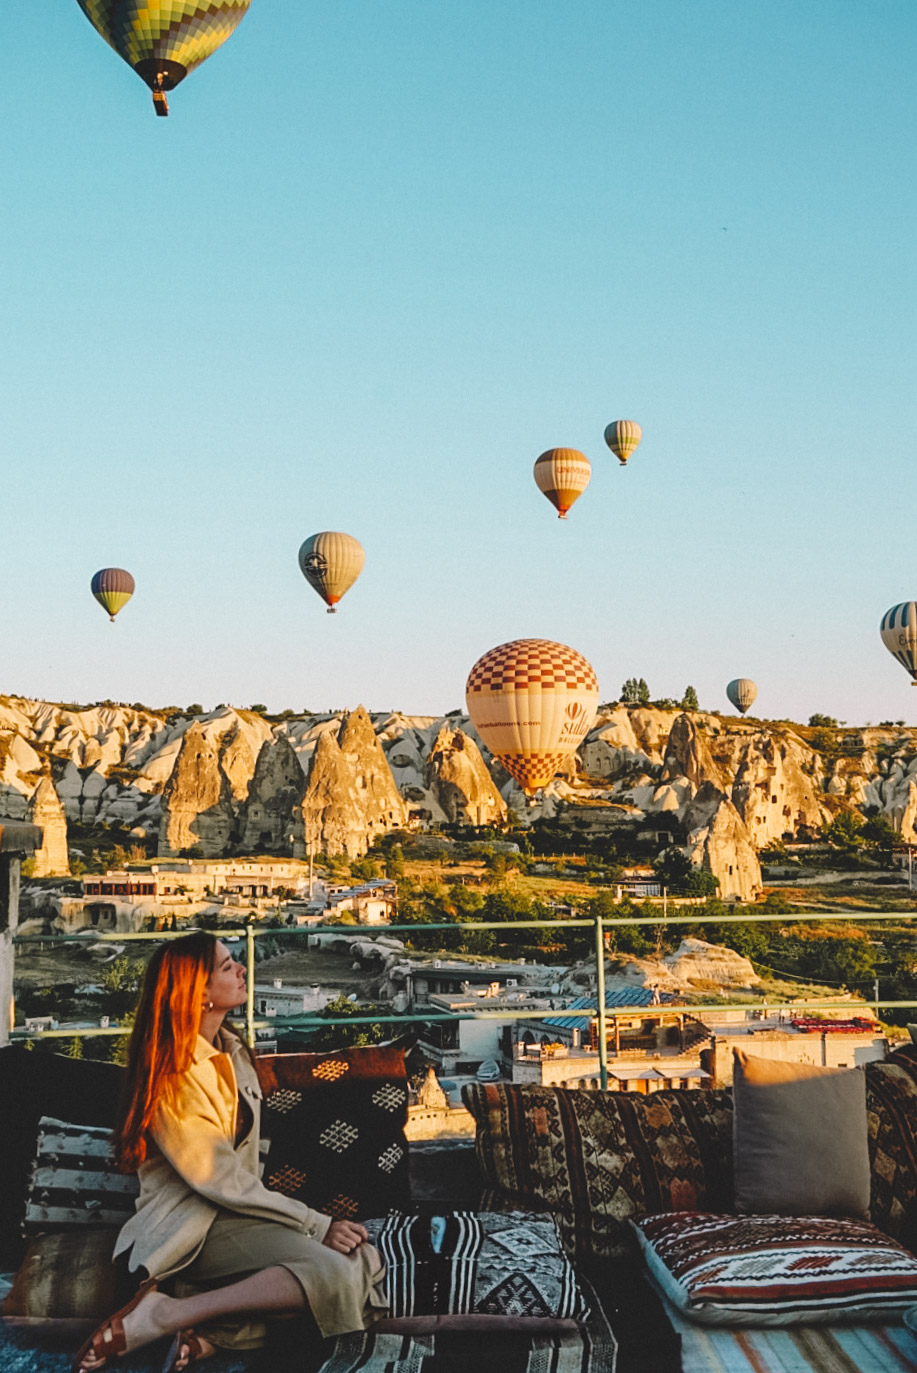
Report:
365,1211,590,1330
23,1117,138,1233
634,1212,917,1326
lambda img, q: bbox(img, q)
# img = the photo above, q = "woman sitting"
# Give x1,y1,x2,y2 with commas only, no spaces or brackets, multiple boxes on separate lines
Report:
76,932,387,1371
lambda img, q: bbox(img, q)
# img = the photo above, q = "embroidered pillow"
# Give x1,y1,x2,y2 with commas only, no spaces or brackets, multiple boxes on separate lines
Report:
366,1211,590,1332
462,1082,733,1259
258,1045,410,1221
732,1050,870,1217
633,1211,917,1326
865,1051,917,1248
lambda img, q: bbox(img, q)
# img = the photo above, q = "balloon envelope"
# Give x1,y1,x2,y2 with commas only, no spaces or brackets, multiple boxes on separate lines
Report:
465,639,599,794
604,419,643,466
91,567,135,622
726,678,757,714
880,603,917,682
298,532,365,613
533,448,591,519
75,0,251,112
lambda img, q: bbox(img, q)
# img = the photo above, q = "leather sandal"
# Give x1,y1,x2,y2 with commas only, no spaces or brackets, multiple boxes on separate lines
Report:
162,1329,214,1372
71,1277,159,1371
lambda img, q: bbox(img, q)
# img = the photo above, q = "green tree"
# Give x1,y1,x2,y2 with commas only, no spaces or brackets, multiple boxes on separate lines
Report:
65,1036,84,1059
186,704,204,715
821,812,865,853
809,713,839,728
621,677,651,706
681,686,699,711
311,995,386,1049
861,810,897,860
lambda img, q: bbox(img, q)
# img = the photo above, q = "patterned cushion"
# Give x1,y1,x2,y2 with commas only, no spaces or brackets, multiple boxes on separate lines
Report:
1,1228,130,1330
462,1082,733,1259
633,1211,917,1326
258,1045,410,1221
365,1211,590,1331
23,1117,139,1234
866,1051,917,1249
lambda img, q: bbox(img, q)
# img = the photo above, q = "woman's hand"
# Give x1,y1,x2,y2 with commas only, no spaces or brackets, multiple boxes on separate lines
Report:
322,1220,369,1254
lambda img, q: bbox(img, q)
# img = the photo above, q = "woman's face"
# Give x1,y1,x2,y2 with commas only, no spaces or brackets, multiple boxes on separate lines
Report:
205,941,247,1012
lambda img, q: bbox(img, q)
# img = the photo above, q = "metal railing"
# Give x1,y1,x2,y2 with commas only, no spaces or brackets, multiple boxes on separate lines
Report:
11,907,917,1090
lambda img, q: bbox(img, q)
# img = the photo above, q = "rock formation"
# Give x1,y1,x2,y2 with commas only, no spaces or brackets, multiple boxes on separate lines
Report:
158,723,237,857
297,730,369,859
337,706,407,836
241,734,306,852
683,782,761,901
424,725,507,826
27,774,70,877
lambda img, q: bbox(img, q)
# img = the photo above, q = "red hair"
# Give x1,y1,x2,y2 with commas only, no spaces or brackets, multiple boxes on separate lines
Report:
114,931,217,1171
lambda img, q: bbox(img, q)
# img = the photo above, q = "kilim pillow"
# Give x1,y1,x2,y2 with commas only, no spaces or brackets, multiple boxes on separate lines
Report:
1,1228,131,1335
462,1082,733,1260
632,1211,917,1326
258,1045,410,1222
365,1211,590,1332
865,1051,917,1249
22,1117,139,1235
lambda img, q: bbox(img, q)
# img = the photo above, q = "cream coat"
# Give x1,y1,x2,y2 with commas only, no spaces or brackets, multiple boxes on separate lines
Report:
114,1029,332,1281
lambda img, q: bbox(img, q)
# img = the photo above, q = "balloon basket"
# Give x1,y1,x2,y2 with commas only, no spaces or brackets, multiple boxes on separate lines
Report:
326,608,336,615
152,90,169,116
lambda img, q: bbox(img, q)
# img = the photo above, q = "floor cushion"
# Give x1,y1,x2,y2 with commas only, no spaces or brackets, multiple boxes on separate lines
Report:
0,1227,129,1336
258,1045,410,1221
366,1210,590,1331
462,1081,733,1259
866,1050,917,1249
633,1211,917,1326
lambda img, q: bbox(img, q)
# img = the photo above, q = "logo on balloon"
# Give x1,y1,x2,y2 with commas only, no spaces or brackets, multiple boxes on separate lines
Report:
565,702,583,720
303,552,328,585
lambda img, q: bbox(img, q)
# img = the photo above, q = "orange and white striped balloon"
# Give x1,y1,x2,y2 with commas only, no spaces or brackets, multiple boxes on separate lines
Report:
465,638,600,794
533,448,591,519
604,419,642,466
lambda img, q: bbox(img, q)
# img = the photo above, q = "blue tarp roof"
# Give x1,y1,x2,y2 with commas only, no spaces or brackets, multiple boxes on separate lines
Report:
543,987,674,1030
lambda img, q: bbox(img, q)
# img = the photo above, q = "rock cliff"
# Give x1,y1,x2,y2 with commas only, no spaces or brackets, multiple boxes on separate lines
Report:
4,694,917,884
424,725,507,826
27,773,70,877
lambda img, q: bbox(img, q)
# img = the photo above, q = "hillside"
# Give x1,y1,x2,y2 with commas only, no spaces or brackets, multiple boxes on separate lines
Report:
2,695,916,902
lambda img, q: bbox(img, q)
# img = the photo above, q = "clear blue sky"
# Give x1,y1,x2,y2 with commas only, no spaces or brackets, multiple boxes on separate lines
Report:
2,2,916,724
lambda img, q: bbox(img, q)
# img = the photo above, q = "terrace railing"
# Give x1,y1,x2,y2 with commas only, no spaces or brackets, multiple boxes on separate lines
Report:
11,906,917,1089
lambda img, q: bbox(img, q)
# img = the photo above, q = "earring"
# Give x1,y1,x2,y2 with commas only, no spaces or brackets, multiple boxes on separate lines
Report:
203,999,214,1011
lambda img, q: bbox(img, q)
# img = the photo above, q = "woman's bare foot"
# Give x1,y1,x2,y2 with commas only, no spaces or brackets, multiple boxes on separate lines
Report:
78,1289,178,1370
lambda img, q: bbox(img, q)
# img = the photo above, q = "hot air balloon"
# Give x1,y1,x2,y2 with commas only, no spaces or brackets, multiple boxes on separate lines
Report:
533,448,591,519
604,420,643,467
75,0,251,115
91,568,135,622
298,532,365,614
880,603,917,683
726,678,757,714
465,639,600,795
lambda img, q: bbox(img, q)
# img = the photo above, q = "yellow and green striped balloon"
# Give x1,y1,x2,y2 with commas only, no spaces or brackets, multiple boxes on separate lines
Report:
91,568,135,623
75,1,252,114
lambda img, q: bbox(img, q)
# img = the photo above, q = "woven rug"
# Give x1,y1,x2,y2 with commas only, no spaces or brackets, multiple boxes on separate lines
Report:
671,1305,917,1373
314,1293,617,1373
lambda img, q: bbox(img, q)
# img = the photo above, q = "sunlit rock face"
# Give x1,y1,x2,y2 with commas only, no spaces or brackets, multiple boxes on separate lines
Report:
28,773,70,877
158,722,237,858
240,734,306,853
424,725,507,826
684,782,762,902
337,705,407,837
297,729,369,859
3,694,917,878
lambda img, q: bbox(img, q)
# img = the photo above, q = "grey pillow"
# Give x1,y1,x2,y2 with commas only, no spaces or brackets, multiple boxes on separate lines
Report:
732,1049,870,1218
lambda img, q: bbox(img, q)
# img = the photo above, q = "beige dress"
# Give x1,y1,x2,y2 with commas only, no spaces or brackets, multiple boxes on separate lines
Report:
113,1029,387,1346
